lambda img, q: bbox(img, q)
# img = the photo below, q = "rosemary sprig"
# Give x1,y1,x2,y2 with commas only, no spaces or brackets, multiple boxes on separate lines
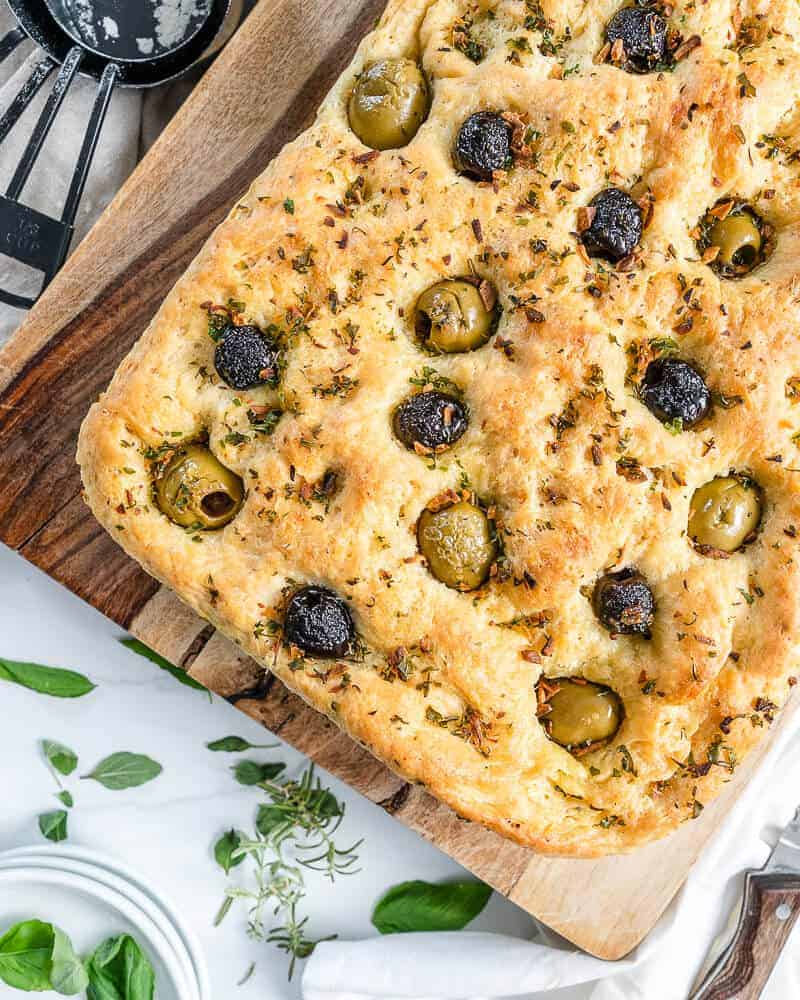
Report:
267,894,335,980
215,763,361,979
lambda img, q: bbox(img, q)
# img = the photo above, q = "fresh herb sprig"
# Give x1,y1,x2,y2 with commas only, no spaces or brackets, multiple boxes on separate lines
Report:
215,763,361,979
35,742,162,844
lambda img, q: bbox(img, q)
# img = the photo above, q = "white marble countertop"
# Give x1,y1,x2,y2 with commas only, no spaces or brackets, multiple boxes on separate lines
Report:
0,542,580,1000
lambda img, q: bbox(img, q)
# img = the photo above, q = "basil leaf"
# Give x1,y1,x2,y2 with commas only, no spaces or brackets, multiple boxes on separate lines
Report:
207,736,276,753
0,658,95,698
0,919,54,991
255,804,288,836
308,788,341,818
39,809,68,843
119,637,208,693
56,791,74,809
372,880,492,934
50,926,88,995
86,933,155,1000
232,760,285,786
214,829,246,875
83,752,162,790
43,740,78,776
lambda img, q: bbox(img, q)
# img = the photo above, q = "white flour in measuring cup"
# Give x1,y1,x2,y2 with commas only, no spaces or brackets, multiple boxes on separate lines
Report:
63,0,213,57
150,0,213,51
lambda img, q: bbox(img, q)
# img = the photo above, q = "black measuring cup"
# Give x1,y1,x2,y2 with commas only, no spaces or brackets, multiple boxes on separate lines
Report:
0,0,232,311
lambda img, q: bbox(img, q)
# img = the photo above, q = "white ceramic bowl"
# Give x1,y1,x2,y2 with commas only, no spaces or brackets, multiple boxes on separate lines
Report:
0,846,209,1000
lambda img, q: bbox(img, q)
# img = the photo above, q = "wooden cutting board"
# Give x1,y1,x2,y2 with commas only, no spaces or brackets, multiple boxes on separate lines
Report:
1,0,796,961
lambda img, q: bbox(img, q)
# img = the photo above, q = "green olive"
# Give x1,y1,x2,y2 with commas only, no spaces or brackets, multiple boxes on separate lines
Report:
416,280,497,354
688,476,762,553
417,500,497,590
707,210,762,273
155,444,244,530
544,679,622,749
348,58,430,151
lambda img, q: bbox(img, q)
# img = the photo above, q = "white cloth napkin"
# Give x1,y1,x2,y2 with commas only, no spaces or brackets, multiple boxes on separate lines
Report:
303,716,800,1000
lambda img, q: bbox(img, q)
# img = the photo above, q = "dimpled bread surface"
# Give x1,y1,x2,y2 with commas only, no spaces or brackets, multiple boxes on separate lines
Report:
78,0,800,855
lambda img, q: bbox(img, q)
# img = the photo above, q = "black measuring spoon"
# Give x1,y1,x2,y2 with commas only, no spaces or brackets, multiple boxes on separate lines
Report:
0,0,232,311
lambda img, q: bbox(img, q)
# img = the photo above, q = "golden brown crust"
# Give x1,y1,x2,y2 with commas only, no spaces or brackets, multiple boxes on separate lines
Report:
78,0,800,855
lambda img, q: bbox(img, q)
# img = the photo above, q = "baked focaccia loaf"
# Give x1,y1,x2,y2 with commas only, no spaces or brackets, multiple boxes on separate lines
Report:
79,0,800,855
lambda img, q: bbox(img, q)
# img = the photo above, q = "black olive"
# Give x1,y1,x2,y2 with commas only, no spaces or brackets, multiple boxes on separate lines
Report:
606,5,669,73
581,188,643,263
393,391,468,452
284,586,355,659
453,112,513,181
593,569,655,636
640,357,710,429
214,325,280,390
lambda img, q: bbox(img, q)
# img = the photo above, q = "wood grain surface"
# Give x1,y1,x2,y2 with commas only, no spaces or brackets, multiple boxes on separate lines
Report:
691,871,800,1000
0,0,796,962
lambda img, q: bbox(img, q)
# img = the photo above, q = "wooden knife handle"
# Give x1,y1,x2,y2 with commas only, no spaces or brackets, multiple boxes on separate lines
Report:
691,870,800,1000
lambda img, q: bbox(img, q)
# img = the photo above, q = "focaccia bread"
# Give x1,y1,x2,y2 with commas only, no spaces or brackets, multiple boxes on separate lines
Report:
78,0,800,855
